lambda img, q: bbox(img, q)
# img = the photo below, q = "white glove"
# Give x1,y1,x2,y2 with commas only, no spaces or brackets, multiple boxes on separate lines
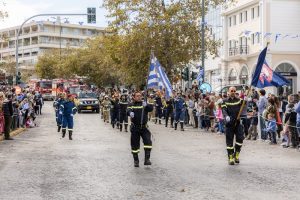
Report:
130,112,134,118
59,111,62,115
142,101,147,107
71,114,74,117
226,116,231,122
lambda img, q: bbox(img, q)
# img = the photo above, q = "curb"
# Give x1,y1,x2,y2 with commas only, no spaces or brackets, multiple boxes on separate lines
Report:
0,128,26,142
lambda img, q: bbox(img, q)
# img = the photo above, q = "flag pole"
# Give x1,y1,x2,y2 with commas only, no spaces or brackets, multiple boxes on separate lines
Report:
235,42,270,124
141,50,154,125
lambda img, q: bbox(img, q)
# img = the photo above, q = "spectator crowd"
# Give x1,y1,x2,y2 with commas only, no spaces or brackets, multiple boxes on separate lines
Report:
98,87,300,150
0,86,43,140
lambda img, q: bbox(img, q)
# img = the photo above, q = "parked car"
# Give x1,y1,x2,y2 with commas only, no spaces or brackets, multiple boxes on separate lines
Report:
219,84,248,95
77,92,100,113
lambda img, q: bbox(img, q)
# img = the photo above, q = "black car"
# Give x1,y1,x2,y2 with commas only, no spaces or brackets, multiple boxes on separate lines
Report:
77,92,100,113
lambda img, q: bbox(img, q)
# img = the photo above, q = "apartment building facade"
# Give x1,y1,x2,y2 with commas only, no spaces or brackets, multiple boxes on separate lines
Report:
221,0,300,95
0,18,106,71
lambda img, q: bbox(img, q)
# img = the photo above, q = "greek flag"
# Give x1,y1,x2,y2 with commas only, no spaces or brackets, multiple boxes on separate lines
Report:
147,54,173,98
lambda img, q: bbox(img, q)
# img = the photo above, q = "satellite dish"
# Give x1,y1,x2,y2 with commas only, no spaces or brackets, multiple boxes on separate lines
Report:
200,82,212,94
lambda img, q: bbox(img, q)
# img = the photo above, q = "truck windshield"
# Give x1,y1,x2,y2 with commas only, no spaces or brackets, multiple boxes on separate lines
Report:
78,93,97,98
40,81,52,89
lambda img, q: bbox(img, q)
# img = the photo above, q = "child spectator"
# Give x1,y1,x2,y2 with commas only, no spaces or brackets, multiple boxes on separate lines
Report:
247,106,258,140
215,103,224,134
283,103,298,148
265,113,277,144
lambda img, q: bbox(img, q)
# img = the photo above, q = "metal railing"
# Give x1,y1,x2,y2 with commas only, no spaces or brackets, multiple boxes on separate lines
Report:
229,45,249,56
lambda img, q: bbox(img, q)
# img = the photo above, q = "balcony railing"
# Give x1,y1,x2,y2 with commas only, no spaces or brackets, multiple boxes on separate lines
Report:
229,45,249,56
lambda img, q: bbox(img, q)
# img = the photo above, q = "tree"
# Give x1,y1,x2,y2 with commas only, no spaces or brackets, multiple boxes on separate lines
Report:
102,0,231,87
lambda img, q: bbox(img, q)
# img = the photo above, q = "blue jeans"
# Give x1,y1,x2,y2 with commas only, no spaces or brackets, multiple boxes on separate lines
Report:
297,122,300,137
218,119,224,133
260,115,266,140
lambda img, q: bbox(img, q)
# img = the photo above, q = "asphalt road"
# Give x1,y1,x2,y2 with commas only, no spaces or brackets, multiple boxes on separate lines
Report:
0,102,300,200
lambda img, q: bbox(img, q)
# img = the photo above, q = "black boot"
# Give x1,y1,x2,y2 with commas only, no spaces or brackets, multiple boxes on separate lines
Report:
159,119,162,124
155,119,157,124
174,122,178,130
165,118,168,127
57,125,61,132
133,154,139,167
171,118,174,128
125,124,128,132
112,122,115,128
180,122,184,131
62,129,66,138
144,150,152,165
69,131,73,140
119,124,123,132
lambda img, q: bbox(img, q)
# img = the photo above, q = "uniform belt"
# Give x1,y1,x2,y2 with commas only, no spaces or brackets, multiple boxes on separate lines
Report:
131,124,148,129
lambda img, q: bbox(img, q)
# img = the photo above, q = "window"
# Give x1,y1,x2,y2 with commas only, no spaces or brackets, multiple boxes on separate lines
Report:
233,15,236,25
257,6,260,17
240,13,243,23
245,11,248,22
251,34,255,44
256,33,260,43
229,17,232,27
251,8,255,19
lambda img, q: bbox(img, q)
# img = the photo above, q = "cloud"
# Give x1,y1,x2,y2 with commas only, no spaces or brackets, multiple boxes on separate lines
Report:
0,0,53,29
0,0,107,29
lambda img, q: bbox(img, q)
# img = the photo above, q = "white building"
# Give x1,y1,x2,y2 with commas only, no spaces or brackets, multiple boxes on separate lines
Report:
0,18,106,71
221,0,300,95
203,5,224,91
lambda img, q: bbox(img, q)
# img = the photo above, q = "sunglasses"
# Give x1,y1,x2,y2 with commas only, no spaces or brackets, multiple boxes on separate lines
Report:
230,90,236,93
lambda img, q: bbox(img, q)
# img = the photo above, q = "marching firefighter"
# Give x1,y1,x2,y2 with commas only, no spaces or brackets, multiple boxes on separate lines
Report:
154,91,163,124
174,92,186,131
61,94,78,140
221,86,245,165
127,91,153,167
110,94,120,129
165,97,174,128
102,95,111,123
54,93,65,132
119,94,129,132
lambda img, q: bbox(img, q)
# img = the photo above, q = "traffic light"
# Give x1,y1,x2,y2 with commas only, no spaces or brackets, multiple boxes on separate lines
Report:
191,71,198,80
181,67,189,81
7,76,13,85
16,72,21,85
87,7,96,24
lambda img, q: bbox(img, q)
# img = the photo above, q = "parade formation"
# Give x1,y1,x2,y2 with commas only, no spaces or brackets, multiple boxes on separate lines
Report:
1,0,300,199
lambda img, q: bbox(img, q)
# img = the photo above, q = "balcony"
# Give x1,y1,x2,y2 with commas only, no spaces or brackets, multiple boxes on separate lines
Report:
229,45,249,57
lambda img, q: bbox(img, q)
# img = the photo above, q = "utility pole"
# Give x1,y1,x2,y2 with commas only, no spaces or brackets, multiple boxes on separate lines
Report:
201,0,205,84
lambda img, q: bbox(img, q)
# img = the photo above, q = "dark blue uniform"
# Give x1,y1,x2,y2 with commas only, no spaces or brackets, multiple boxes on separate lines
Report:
54,98,65,132
174,96,186,131
154,96,163,124
110,99,120,128
60,100,77,140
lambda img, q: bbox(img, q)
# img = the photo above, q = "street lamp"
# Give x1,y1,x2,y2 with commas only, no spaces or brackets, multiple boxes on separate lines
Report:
14,12,94,85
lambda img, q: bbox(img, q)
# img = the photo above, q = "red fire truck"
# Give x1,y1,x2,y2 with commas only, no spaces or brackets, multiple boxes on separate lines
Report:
36,79,54,100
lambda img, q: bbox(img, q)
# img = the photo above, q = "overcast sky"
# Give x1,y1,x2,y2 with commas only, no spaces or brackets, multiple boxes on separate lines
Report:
0,0,108,29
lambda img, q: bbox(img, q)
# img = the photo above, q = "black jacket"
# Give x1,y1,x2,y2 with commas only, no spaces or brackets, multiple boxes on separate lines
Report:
221,97,243,122
127,101,153,125
3,99,13,117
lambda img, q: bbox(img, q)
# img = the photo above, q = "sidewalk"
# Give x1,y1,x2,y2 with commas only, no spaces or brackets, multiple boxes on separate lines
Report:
0,128,26,141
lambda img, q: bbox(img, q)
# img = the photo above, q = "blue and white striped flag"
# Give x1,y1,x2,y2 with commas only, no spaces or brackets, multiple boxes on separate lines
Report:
147,54,173,98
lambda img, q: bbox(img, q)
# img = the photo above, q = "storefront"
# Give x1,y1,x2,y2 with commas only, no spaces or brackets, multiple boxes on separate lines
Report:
275,63,297,95
228,68,238,85
239,66,249,84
